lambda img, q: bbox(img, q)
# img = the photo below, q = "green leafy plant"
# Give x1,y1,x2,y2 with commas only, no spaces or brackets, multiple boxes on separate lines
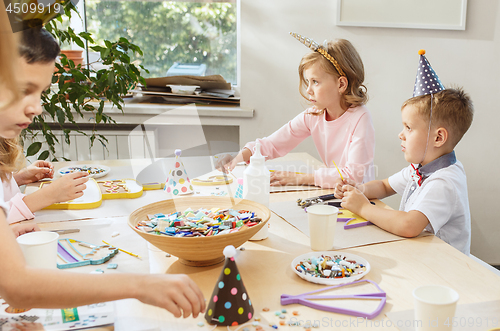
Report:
23,6,148,161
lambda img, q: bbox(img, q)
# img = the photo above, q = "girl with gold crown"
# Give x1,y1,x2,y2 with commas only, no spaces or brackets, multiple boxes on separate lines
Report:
217,33,375,188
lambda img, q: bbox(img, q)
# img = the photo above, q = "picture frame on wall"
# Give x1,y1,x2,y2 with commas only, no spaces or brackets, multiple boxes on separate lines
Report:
336,0,468,31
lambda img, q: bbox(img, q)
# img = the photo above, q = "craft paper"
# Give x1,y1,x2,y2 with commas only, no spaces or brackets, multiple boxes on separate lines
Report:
270,200,432,250
0,299,114,330
39,217,150,274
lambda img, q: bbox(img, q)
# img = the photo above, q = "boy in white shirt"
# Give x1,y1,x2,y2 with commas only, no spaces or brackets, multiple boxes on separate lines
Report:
335,50,474,255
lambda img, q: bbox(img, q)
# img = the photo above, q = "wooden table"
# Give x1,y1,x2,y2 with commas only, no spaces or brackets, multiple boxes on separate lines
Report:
32,154,500,330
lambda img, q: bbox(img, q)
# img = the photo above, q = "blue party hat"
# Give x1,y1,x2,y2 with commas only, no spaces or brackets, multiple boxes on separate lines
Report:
413,50,444,97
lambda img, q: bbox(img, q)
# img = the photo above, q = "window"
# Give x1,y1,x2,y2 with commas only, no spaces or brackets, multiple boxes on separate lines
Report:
84,0,238,85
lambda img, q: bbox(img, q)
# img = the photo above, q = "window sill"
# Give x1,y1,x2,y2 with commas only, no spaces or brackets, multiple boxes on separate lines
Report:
45,101,254,126
109,101,253,118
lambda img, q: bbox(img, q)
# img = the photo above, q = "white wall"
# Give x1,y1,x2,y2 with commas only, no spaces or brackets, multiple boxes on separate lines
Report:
240,0,500,263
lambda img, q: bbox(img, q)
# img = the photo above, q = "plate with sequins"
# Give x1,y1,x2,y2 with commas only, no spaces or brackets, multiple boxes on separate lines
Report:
58,165,110,178
291,251,371,285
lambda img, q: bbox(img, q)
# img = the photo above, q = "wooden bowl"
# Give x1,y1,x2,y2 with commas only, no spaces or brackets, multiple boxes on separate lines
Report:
128,197,270,266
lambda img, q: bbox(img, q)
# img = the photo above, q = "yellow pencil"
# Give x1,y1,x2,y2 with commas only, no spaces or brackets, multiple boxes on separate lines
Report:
102,240,142,259
332,160,344,181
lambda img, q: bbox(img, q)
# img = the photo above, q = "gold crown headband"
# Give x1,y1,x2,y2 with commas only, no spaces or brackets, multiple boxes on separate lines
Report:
290,32,345,77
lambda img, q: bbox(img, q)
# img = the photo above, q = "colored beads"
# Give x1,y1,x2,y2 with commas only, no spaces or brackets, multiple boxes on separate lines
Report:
136,208,262,237
60,165,106,176
295,254,365,279
102,180,130,194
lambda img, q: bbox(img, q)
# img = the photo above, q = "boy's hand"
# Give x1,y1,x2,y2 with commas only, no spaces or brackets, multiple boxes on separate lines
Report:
42,172,88,204
10,223,40,237
14,160,54,186
138,274,205,318
340,184,371,214
334,177,358,198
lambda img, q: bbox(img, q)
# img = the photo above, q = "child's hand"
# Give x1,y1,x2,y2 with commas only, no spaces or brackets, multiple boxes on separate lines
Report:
42,172,88,204
334,177,358,198
139,274,205,318
340,184,371,214
215,149,251,173
14,160,54,186
10,322,44,331
270,171,314,186
215,153,238,173
10,223,40,237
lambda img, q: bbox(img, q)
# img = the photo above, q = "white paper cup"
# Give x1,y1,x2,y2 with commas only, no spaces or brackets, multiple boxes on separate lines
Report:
307,205,339,251
413,285,459,331
16,231,59,269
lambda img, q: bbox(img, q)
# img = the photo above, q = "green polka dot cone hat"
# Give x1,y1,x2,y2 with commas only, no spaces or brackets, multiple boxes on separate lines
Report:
413,50,445,97
205,245,254,326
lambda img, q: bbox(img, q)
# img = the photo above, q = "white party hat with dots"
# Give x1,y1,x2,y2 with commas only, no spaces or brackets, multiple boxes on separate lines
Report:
164,149,194,196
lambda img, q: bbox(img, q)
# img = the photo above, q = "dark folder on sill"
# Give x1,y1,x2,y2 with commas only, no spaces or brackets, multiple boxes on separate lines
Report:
132,75,239,105
145,74,232,90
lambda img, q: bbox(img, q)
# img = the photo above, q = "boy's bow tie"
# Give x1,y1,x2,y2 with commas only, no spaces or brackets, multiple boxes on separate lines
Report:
410,164,424,186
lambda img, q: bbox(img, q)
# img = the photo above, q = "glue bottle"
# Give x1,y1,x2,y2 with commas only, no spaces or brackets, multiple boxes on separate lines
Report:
243,142,270,240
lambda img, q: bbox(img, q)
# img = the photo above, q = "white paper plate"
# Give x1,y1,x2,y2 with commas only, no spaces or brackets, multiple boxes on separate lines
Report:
58,165,110,179
291,251,370,285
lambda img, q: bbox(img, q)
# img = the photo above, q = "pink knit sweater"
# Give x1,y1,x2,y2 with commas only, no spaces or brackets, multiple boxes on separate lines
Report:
244,106,375,188
2,175,35,223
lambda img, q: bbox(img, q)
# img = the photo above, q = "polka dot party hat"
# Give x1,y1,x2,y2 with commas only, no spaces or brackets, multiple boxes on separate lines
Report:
164,149,194,196
413,49,445,97
205,245,254,326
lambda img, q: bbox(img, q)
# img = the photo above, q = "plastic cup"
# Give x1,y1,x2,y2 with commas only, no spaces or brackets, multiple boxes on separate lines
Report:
307,205,339,251
16,231,59,269
413,285,459,331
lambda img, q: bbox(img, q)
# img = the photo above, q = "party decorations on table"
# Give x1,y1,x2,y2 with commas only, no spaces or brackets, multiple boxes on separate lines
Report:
281,279,386,319
205,245,254,326
57,239,118,269
128,197,271,266
164,149,194,195
58,165,110,178
234,178,243,198
97,179,143,199
40,178,143,210
291,252,370,285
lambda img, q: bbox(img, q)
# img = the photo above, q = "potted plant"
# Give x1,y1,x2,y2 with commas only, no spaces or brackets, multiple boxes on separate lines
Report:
23,5,148,161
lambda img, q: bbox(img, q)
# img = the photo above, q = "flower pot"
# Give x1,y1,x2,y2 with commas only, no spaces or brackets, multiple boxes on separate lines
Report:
54,50,84,84
60,49,84,66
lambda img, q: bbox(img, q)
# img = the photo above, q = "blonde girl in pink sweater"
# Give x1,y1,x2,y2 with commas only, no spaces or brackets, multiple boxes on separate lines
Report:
219,34,375,188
